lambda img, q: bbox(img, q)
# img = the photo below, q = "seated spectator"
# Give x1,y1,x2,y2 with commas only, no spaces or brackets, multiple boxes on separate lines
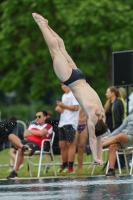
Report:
8,116,24,172
102,114,133,176
7,110,53,179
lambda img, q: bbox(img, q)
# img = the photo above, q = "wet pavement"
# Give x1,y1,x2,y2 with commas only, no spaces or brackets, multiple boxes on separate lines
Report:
0,175,133,200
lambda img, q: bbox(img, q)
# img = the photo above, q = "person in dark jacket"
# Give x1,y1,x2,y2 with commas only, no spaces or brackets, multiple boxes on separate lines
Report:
104,86,127,169
104,86,127,132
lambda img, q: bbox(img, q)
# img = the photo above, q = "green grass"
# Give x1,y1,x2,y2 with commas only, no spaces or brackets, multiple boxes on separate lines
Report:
0,149,126,179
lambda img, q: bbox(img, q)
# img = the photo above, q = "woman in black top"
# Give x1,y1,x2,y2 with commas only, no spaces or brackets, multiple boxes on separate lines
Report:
104,86,127,170
104,86,127,132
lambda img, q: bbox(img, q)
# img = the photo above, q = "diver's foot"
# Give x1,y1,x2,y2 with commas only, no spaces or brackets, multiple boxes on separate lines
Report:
32,12,48,25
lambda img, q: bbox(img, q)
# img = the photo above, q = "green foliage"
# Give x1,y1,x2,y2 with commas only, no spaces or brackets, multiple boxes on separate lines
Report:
0,0,133,104
0,99,57,122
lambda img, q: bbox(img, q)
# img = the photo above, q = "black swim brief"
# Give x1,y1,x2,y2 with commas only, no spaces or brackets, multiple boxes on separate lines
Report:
63,69,86,86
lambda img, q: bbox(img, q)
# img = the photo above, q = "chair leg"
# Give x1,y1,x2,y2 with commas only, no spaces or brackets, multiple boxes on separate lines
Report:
50,149,57,176
37,150,43,177
106,161,109,174
28,157,32,177
116,151,122,174
130,153,133,175
123,152,129,174
91,165,95,175
13,150,18,170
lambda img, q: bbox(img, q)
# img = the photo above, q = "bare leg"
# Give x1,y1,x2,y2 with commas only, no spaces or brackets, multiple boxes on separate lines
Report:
108,144,118,169
9,148,16,162
32,13,73,82
102,133,128,148
77,128,87,172
9,148,16,163
45,155,50,164
59,140,68,163
67,140,76,162
8,148,16,172
8,134,23,149
14,148,24,172
48,26,77,69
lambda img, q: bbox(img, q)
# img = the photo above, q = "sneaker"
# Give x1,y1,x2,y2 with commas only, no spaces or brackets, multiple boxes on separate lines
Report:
57,166,64,173
7,170,18,179
22,145,32,156
106,169,115,176
22,145,28,152
62,166,75,173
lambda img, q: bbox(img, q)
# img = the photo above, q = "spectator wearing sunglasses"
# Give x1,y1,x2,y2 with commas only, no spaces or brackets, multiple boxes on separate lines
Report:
7,110,53,179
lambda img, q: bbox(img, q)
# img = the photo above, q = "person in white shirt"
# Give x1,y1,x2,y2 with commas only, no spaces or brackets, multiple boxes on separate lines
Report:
55,83,79,173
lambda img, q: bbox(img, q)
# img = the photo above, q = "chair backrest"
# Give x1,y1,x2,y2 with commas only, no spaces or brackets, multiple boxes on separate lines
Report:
42,131,55,153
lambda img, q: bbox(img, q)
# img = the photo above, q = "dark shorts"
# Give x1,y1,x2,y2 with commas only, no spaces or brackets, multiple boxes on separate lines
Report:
0,120,17,146
21,140,40,156
58,125,76,142
63,69,86,86
77,124,87,133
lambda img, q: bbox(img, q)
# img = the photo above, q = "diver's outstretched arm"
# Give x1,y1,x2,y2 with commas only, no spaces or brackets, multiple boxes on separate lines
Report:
97,136,102,160
87,113,103,164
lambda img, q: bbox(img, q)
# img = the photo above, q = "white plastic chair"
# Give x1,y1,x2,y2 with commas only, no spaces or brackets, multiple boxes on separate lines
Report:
91,148,109,175
14,131,57,177
115,147,133,175
105,147,133,175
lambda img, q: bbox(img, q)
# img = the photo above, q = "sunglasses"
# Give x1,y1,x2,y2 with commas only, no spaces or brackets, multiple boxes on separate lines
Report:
35,115,41,119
